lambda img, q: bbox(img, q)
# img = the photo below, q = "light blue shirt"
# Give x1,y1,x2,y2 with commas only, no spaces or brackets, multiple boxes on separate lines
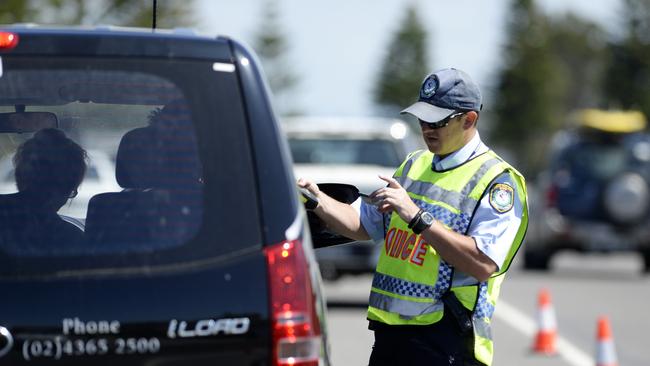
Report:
359,132,524,272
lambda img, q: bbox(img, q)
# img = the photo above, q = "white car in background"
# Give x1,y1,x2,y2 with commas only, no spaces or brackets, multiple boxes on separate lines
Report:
284,116,424,280
0,149,121,219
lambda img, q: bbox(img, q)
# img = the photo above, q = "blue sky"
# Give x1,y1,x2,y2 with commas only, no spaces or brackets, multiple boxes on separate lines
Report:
196,0,622,117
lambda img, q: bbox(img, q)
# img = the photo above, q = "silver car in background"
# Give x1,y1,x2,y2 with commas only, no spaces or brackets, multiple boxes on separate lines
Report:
284,116,424,280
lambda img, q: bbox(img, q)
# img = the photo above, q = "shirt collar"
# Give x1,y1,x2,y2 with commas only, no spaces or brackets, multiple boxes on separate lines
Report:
432,132,487,171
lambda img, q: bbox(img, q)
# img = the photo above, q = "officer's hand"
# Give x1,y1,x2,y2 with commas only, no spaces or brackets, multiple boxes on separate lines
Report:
297,178,320,196
371,175,420,222
297,178,321,210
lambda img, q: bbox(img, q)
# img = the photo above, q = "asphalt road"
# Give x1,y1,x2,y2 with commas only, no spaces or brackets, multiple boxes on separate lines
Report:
322,252,650,366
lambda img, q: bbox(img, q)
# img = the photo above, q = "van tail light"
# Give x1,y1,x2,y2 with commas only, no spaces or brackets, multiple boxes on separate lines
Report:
265,239,321,366
0,32,19,50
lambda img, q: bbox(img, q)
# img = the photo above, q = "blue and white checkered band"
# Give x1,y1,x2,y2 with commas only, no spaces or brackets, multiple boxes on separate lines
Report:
433,262,453,298
411,199,471,234
371,267,452,301
372,272,435,298
421,75,438,98
473,282,495,320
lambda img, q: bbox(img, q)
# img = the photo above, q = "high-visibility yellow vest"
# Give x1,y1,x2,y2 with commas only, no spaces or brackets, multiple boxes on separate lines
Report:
367,149,528,366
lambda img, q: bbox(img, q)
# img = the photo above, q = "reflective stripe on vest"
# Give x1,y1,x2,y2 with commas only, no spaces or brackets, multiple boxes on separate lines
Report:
396,157,501,216
369,292,444,319
367,149,528,366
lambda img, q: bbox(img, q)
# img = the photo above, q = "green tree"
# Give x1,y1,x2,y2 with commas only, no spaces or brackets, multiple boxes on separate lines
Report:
492,0,566,176
373,5,430,117
547,13,608,112
0,0,36,24
0,0,194,28
603,0,650,119
252,0,300,115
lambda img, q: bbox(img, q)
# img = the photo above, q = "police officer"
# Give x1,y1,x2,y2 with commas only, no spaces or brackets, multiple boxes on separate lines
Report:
298,68,528,366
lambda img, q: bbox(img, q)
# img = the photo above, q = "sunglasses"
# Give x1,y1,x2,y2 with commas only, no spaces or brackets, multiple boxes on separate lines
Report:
418,111,466,130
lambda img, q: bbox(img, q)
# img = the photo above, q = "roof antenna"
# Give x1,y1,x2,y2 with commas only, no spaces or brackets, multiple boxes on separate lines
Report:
152,0,157,30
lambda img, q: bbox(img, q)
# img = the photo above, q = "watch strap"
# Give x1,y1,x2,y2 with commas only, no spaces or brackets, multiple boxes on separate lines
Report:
408,209,423,229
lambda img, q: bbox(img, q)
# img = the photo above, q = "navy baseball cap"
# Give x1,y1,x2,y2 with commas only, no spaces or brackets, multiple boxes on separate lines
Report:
401,68,482,123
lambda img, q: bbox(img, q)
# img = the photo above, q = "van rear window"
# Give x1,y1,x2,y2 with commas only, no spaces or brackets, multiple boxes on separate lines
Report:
0,57,260,277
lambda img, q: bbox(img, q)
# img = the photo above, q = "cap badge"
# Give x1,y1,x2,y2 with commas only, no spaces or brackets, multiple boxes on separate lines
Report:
421,76,438,98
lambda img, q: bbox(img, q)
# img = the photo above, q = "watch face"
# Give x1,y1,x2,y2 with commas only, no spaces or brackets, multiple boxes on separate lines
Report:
421,211,434,225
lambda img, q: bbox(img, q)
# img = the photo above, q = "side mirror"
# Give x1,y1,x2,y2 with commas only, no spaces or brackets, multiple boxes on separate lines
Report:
303,183,361,249
0,112,58,133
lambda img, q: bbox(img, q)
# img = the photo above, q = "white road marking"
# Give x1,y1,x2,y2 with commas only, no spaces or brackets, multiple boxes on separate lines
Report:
495,299,594,366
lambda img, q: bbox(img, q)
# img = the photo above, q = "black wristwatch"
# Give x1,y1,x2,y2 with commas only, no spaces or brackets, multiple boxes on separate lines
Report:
409,209,434,235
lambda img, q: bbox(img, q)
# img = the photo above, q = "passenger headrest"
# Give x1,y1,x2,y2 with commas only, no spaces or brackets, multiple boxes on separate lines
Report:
115,127,160,189
115,125,202,190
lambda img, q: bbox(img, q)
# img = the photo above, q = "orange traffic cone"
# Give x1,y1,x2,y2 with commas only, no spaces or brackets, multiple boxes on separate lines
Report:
596,316,618,366
532,288,557,355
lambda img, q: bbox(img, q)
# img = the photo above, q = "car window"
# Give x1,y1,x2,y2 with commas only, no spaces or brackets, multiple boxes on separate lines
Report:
84,165,99,180
0,56,260,277
289,138,402,167
559,143,627,179
1,168,13,183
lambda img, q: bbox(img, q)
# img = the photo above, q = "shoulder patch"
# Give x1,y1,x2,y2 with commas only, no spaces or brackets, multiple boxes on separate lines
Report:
489,183,514,213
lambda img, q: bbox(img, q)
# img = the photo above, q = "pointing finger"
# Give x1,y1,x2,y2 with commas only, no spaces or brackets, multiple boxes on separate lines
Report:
378,174,401,189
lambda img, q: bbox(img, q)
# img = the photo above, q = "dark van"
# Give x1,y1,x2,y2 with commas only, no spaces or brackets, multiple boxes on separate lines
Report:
0,26,330,365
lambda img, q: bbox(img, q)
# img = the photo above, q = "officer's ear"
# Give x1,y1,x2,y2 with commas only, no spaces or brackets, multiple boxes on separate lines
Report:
463,111,479,129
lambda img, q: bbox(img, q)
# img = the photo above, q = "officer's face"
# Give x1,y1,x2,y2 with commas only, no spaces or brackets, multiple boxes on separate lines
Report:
419,113,468,157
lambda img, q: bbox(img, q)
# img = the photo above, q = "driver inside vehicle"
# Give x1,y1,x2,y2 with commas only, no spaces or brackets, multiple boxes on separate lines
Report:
0,128,87,255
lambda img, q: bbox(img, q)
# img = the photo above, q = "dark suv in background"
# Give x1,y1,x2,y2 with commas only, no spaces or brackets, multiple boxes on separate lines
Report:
0,26,329,365
525,109,650,273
